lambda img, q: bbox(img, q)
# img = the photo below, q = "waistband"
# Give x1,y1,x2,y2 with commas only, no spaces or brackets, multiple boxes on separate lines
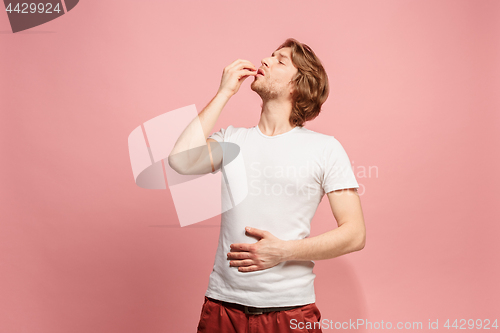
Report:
206,297,304,315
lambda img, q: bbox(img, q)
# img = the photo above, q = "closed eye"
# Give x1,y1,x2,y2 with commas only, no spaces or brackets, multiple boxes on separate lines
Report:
279,61,285,65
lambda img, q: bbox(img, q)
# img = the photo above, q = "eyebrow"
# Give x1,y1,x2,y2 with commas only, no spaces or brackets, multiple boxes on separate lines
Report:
271,51,290,61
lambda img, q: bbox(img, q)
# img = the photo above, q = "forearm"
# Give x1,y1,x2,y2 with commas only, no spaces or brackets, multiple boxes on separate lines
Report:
283,222,365,261
168,92,230,171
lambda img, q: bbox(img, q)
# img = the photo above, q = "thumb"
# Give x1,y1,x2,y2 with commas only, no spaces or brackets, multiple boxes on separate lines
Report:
245,226,266,239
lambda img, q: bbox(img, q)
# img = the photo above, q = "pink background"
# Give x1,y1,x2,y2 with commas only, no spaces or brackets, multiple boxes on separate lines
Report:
1,0,499,332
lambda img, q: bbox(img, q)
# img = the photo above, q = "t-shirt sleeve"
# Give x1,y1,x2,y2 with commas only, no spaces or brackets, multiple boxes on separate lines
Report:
208,127,226,143
207,126,230,174
321,138,359,193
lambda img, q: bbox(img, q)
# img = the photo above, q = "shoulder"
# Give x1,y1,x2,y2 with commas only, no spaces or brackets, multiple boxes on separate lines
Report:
296,126,340,146
297,128,353,162
226,124,253,131
224,124,254,137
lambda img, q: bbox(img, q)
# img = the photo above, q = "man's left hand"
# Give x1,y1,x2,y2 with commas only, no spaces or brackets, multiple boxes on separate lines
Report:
227,227,290,272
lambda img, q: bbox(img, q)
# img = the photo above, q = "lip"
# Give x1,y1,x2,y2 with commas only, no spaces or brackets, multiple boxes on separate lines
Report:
257,68,265,76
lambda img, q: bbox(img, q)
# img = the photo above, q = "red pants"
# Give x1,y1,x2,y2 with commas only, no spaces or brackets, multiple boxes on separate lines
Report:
196,296,323,333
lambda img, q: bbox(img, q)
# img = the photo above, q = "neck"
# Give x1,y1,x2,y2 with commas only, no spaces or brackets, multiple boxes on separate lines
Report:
258,99,295,136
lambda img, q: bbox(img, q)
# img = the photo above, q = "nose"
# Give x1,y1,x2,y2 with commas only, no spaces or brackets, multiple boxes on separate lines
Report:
261,58,270,68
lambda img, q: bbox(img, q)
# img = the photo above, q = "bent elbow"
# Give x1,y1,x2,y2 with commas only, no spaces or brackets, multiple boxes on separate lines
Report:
358,238,366,251
168,155,187,175
356,230,366,251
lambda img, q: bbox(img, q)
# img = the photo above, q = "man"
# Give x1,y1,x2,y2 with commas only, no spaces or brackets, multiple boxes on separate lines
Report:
169,38,365,333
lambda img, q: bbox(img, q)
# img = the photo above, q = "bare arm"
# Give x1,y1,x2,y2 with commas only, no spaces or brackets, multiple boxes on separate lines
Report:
283,188,366,261
167,93,229,175
168,59,257,174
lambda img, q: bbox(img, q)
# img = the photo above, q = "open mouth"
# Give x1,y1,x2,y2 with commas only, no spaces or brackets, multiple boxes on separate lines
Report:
257,69,265,76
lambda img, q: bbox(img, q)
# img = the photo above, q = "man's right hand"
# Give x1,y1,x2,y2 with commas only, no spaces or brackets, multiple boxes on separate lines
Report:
217,59,258,98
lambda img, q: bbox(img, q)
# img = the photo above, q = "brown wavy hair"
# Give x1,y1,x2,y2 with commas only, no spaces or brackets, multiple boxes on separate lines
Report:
276,38,329,127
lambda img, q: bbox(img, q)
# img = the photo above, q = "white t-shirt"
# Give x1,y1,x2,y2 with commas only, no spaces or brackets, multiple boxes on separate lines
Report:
205,124,359,307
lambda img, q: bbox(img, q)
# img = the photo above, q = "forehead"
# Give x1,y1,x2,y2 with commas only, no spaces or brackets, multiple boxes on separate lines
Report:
272,47,292,59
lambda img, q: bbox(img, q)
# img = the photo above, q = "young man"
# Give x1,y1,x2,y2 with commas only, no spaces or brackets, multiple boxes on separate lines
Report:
170,38,366,333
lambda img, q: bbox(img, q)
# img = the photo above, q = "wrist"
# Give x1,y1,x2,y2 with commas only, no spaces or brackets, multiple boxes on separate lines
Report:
282,240,297,262
216,90,233,100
